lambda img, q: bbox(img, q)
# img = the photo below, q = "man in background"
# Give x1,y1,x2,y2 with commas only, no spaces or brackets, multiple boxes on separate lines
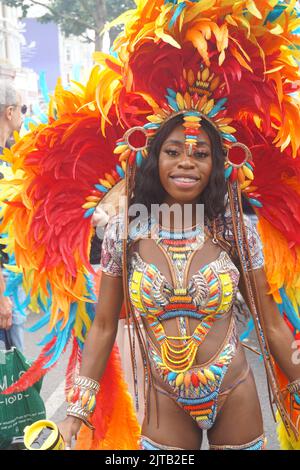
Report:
0,79,27,351
0,79,24,152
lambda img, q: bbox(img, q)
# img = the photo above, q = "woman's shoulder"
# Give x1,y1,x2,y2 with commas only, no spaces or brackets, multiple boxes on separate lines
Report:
211,206,264,269
99,213,125,276
104,213,125,238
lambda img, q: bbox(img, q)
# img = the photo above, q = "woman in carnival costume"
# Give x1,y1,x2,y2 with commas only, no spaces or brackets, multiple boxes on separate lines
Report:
2,0,300,450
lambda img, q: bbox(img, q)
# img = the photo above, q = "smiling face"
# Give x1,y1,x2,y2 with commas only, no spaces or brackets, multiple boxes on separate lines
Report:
158,124,213,205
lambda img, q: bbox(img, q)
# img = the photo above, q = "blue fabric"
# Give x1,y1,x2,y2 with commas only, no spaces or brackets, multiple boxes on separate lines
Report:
140,438,161,450
9,323,24,351
1,273,27,352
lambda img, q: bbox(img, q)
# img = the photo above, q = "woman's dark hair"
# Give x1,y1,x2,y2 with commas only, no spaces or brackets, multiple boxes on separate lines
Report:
131,114,227,220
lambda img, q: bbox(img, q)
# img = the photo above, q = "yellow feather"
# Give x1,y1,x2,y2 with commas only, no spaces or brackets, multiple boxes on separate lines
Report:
13,131,20,143
184,0,217,23
99,179,112,189
82,202,97,209
276,412,300,450
270,24,284,35
225,14,238,27
231,47,253,73
254,115,262,129
264,65,284,74
242,166,254,180
105,173,116,185
202,68,210,81
219,125,236,134
86,196,101,202
246,0,262,19
114,145,128,155
202,99,214,114
155,28,181,49
240,180,252,190
186,30,210,65
233,14,251,38
176,93,185,110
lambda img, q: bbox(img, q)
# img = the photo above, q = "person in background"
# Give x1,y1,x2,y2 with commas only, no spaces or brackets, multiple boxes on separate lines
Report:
0,79,27,350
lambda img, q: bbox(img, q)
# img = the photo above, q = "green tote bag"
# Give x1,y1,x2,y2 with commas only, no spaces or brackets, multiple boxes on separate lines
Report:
0,331,46,448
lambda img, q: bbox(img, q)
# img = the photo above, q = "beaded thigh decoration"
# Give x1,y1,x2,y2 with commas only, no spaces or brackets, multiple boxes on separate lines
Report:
209,434,267,450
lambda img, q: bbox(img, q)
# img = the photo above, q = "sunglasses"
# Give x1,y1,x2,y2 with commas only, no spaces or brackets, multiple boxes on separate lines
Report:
8,104,27,115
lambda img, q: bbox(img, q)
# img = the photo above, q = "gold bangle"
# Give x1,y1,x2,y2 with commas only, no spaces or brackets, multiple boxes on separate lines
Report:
75,376,100,393
66,407,95,431
66,375,100,425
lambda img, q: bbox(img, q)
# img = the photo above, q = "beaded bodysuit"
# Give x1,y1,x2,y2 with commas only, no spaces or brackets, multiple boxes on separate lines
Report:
99,213,264,431
128,223,240,430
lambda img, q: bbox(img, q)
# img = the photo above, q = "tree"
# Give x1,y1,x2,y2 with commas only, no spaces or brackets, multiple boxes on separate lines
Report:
1,0,135,51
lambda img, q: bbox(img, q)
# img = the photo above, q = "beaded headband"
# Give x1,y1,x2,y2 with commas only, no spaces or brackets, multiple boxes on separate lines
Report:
113,107,258,207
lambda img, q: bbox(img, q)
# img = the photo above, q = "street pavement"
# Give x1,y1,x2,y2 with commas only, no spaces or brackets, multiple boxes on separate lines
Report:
24,312,280,450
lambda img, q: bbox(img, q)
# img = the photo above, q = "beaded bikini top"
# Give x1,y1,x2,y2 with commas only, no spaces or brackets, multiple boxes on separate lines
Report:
128,223,240,373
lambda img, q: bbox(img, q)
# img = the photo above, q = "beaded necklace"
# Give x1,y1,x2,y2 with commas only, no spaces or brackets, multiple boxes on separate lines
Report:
154,224,210,373
157,225,205,288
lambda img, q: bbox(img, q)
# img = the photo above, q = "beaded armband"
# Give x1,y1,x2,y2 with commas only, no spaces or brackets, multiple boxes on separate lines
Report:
287,378,300,395
66,376,100,430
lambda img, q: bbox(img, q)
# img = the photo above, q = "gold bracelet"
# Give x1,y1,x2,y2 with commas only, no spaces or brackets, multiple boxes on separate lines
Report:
74,376,100,392
66,375,100,428
66,406,95,430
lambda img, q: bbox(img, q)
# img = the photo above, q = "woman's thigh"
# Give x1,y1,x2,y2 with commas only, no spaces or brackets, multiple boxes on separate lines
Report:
141,386,203,450
207,368,264,447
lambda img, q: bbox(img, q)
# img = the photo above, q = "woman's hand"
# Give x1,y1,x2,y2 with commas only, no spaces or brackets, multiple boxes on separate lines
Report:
58,416,82,450
91,206,109,227
0,295,13,329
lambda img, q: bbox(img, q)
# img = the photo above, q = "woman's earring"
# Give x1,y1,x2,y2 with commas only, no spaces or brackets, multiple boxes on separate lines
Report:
224,142,254,188
224,142,262,208
114,126,149,168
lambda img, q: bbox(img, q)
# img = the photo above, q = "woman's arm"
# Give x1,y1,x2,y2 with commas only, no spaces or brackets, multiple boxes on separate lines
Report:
80,272,124,380
59,272,124,447
239,268,300,382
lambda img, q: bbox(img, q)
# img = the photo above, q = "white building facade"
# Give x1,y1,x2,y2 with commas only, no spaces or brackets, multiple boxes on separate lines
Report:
0,3,39,107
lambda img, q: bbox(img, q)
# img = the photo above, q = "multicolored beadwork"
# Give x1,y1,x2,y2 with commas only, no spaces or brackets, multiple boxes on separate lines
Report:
128,222,239,373
148,320,238,430
182,111,203,156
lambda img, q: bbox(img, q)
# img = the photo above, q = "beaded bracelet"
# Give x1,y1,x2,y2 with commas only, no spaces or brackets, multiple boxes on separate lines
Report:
287,378,300,395
66,376,100,430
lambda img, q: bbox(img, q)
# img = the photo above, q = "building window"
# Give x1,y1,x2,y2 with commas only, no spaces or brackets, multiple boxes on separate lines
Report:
66,48,71,62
